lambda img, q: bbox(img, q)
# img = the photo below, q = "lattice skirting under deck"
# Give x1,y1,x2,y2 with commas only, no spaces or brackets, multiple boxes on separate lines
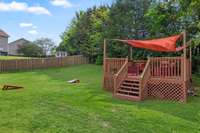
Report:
146,79,186,102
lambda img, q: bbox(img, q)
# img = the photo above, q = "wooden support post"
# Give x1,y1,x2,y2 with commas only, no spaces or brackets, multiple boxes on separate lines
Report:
190,44,192,77
183,31,187,82
103,39,107,73
130,47,133,60
183,30,187,102
103,39,107,89
104,39,107,60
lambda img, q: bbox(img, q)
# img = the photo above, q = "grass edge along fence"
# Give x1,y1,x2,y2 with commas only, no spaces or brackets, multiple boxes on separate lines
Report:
0,55,89,72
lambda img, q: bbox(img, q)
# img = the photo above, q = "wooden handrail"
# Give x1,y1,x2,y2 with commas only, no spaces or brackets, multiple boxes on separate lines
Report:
139,58,151,99
114,58,128,94
141,58,151,78
115,58,128,76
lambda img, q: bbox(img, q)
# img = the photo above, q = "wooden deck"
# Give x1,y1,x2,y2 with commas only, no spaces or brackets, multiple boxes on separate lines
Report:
103,56,192,102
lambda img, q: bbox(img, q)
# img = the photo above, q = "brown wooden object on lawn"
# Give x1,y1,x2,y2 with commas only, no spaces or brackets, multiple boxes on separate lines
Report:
2,85,23,90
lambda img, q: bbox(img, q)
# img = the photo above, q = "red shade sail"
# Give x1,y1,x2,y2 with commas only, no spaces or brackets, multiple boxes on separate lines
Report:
120,34,185,52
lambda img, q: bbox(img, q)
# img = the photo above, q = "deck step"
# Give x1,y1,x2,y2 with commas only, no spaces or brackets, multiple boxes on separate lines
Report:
114,75,141,102
122,82,139,86
125,77,140,81
117,90,139,95
114,93,141,101
120,85,139,90
122,81,140,86
124,80,140,84
124,80,139,83
125,78,140,81
127,75,140,78
120,88,139,93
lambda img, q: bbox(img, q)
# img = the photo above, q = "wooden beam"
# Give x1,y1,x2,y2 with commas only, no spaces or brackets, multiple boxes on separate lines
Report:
2,85,23,90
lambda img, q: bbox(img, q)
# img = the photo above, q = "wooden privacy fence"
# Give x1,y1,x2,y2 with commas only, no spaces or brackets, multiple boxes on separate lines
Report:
0,55,89,72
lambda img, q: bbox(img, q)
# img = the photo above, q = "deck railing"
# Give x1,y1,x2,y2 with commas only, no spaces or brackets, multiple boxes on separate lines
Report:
113,58,128,94
128,60,147,76
103,56,191,92
150,57,183,79
104,58,127,74
103,58,127,91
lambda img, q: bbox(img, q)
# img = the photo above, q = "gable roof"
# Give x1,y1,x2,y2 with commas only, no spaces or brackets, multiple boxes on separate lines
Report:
0,29,9,38
9,38,30,45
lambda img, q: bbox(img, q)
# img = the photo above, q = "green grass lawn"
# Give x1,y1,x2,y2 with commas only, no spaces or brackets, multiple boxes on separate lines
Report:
0,64,200,133
0,56,29,60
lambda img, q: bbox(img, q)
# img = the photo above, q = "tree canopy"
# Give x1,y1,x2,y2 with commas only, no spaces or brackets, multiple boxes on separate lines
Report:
18,42,43,57
58,0,200,65
34,38,56,57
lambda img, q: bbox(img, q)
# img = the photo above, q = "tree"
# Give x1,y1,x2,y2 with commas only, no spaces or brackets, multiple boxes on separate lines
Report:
105,0,153,59
59,1,152,63
58,0,200,66
145,0,200,72
18,43,43,57
145,0,200,41
34,38,55,56
59,6,109,63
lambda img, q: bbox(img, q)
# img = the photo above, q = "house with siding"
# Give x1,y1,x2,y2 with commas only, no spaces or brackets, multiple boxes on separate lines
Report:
0,29,9,55
55,51,68,57
8,38,30,55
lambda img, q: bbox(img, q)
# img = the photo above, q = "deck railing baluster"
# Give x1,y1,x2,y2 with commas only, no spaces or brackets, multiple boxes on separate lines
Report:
149,57,184,80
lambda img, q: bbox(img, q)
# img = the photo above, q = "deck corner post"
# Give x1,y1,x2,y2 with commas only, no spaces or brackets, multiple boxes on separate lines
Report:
103,39,107,89
183,30,187,82
103,39,107,59
190,43,192,77
183,30,188,102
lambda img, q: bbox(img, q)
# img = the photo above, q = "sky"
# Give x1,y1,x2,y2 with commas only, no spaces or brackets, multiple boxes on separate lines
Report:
0,0,113,45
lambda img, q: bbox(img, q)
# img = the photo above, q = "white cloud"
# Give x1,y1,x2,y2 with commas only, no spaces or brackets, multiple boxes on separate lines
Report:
27,6,51,15
0,1,51,15
19,23,33,28
50,0,73,8
28,30,38,35
19,22,38,30
32,26,38,29
0,1,27,11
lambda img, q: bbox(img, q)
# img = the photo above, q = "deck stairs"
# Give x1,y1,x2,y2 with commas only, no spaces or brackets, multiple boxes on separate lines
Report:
110,57,190,102
114,75,141,101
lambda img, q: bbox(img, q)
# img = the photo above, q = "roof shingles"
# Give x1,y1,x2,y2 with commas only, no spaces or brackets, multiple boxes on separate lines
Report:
0,29,9,38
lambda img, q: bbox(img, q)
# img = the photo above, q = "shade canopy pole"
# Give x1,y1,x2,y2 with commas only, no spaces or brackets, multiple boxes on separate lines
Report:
103,39,107,88
190,43,192,77
183,31,187,82
103,39,107,71
104,39,107,59
130,47,133,60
